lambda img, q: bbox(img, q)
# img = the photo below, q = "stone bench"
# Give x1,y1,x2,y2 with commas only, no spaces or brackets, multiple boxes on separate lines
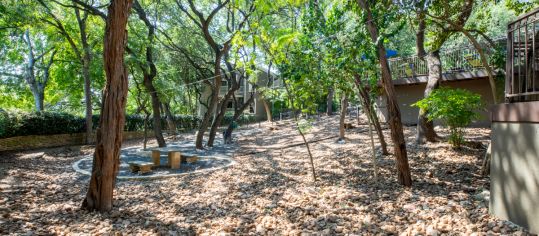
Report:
151,148,199,169
128,161,154,174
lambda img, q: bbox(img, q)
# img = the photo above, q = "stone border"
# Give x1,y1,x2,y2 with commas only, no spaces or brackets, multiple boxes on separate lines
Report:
72,155,236,180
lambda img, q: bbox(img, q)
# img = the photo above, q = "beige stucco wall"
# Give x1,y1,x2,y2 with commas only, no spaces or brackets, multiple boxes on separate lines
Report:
490,122,539,234
197,70,274,122
377,77,495,127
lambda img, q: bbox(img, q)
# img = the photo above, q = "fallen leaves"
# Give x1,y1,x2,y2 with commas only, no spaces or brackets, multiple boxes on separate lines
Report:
0,116,532,235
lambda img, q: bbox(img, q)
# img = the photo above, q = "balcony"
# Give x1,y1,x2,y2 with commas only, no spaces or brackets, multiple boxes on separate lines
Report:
506,8,539,102
388,38,506,83
219,85,245,97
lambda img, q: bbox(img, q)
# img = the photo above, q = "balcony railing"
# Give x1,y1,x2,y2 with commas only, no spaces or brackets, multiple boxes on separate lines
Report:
506,8,539,102
219,85,245,97
388,38,505,80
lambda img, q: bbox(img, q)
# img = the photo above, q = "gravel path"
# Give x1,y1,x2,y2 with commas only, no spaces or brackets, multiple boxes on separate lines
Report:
0,116,534,235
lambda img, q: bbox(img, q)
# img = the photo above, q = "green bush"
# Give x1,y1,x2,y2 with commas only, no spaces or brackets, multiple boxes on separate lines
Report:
222,113,256,126
413,87,483,147
0,111,201,138
0,111,85,138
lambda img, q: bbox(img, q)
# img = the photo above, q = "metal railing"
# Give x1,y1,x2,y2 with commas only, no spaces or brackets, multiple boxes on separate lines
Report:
506,7,539,102
388,38,505,80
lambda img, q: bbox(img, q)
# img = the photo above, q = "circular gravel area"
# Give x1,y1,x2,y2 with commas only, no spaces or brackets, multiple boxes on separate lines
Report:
73,141,237,180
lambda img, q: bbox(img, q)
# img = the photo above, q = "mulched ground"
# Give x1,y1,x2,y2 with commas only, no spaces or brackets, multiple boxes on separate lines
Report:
0,116,534,235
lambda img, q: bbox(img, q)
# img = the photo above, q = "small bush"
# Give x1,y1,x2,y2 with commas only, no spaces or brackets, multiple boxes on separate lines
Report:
413,87,483,147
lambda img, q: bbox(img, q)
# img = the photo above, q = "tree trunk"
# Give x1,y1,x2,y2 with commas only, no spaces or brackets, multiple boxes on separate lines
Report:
196,54,225,149
132,1,166,147
417,51,442,144
163,102,176,136
326,87,334,116
357,0,412,187
32,90,44,112
262,99,272,122
207,84,239,147
460,30,498,102
367,107,378,181
282,78,317,182
354,74,389,155
223,95,256,144
75,8,93,144
82,55,93,143
143,76,166,147
143,113,149,150
82,0,132,212
338,93,348,141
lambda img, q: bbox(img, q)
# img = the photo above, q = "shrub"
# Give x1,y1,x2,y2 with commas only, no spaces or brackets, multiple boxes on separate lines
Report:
413,87,483,147
222,113,256,126
0,111,85,138
0,111,202,138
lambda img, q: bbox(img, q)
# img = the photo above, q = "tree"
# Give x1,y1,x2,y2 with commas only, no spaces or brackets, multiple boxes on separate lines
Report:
407,0,476,144
37,0,95,143
356,0,412,186
338,92,348,141
130,0,167,147
82,0,133,212
176,0,235,149
1,29,57,112
353,73,389,155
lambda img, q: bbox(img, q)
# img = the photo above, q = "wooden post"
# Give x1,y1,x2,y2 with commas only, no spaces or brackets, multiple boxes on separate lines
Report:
168,151,181,169
151,150,160,166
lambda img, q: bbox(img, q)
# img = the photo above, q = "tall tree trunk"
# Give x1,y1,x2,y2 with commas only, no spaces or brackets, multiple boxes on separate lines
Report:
338,93,348,141
76,8,93,144
357,0,412,187
262,99,272,122
326,87,334,116
353,74,389,155
82,0,132,212
143,76,166,147
196,53,225,149
163,102,177,136
82,55,93,143
417,51,442,144
132,0,166,147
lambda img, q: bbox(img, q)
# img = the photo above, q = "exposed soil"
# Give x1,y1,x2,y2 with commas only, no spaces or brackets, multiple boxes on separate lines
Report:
0,115,533,235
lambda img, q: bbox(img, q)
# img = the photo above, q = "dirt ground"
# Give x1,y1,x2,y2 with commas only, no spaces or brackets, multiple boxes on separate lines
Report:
0,115,533,235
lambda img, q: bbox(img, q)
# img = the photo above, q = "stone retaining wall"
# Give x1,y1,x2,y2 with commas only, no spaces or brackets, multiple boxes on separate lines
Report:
0,131,151,152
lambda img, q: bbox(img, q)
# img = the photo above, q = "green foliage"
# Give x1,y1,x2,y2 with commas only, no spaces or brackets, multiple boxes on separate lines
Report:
413,87,483,147
223,113,256,126
298,118,313,133
0,111,86,138
0,111,201,138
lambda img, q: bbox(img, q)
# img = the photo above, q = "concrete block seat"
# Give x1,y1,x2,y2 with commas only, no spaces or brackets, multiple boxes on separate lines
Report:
151,147,199,169
128,161,154,174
